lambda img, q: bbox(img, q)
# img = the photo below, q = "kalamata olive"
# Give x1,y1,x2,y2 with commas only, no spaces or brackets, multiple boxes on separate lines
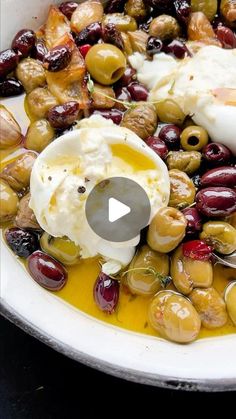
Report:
75,22,102,46
92,108,123,125
102,23,124,50
191,174,202,189
47,101,80,129
43,45,72,72
159,124,181,150
31,40,48,62
216,25,236,48
145,136,168,160
105,0,126,13
5,227,39,258
59,1,78,19
0,77,24,97
182,207,202,236
164,39,191,59
146,36,163,56
127,82,148,101
0,49,19,78
12,29,36,58
196,187,236,217
27,250,67,291
200,166,236,188
117,67,136,87
93,272,119,314
174,0,191,25
202,143,232,166
114,87,131,110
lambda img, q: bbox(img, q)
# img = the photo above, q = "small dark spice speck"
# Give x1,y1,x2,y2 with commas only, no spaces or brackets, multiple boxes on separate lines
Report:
78,186,86,194
48,176,52,181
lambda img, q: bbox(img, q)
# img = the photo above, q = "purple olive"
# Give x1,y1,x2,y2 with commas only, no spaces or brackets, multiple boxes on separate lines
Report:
200,166,236,188
216,26,236,49
75,22,102,46
146,36,163,56
12,29,36,58
117,67,136,87
59,1,78,19
5,228,39,258
92,109,123,125
43,45,72,72
115,87,131,110
174,0,191,25
164,39,191,59
202,143,232,166
0,49,19,78
28,251,67,291
47,101,80,129
182,207,202,236
145,136,168,160
102,24,124,50
127,82,149,101
105,0,126,13
31,40,48,62
0,77,24,97
159,124,181,149
196,187,236,217
93,272,119,314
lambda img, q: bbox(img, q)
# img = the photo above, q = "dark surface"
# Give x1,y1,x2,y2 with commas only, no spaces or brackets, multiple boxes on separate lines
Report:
0,316,235,419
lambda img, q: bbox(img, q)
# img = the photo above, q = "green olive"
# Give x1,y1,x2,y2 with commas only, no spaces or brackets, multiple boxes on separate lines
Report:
26,87,59,119
147,207,187,253
220,0,236,28
102,13,138,32
191,0,218,22
149,14,181,41
148,290,201,343
125,0,148,21
168,169,196,209
25,119,55,152
85,44,126,85
71,0,104,33
156,100,185,125
0,179,19,223
40,233,81,265
16,58,46,93
180,125,209,151
171,245,213,295
200,221,236,255
0,152,37,192
166,151,201,175
190,287,228,329
126,245,169,296
225,282,236,326
121,103,157,140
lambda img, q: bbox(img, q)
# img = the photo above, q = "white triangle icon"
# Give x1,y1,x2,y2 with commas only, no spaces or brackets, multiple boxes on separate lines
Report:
108,198,131,223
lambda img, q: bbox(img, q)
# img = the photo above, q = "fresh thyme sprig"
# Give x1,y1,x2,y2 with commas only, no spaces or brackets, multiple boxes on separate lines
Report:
121,266,172,289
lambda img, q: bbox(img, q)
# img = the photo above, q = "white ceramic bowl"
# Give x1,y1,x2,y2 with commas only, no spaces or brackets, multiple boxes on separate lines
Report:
1,0,236,391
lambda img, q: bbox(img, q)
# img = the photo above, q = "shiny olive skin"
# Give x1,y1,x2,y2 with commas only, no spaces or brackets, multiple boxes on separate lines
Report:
0,151,37,192
220,0,236,28
26,87,59,119
171,245,213,295
121,103,157,140
85,44,126,85
148,291,201,343
0,49,19,78
225,282,236,326
180,125,209,151
147,207,187,253
169,169,196,209
47,101,80,129
196,187,236,217
40,232,81,265
0,179,19,223
43,45,72,72
25,119,55,152
200,221,236,255
126,245,169,296
12,29,36,58
159,124,181,150
200,166,236,189
182,207,202,236
71,0,104,33
149,14,181,41
191,0,218,22
102,13,138,32
16,58,46,93
31,40,48,62
156,100,185,125
0,78,24,97
167,151,201,175
202,143,232,166
190,287,228,329
59,1,79,19
216,25,236,48
125,0,148,21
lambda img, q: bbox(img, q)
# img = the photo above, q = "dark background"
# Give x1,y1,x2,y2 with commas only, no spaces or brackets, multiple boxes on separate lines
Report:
0,315,235,418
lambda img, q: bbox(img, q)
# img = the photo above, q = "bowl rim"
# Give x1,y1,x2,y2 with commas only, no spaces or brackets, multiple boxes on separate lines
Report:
1,300,236,392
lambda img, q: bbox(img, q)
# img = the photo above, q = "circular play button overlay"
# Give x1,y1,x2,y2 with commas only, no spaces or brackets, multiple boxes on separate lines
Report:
85,177,151,242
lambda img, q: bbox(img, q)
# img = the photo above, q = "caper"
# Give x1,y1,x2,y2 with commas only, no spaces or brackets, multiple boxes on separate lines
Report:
168,169,196,209
40,233,81,265
148,290,201,343
147,207,187,253
200,221,236,255
26,87,59,119
166,151,201,174
180,125,209,151
171,245,213,295
16,58,46,93
25,119,55,152
149,14,181,41
225,282,236,326
102,13,138,32
126,245,169,296
190,287,228,329
0,179,19,223
156,99,186,125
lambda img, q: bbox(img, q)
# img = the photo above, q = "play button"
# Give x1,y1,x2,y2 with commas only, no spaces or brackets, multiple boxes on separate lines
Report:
108,198,131,223
85,177,151,243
